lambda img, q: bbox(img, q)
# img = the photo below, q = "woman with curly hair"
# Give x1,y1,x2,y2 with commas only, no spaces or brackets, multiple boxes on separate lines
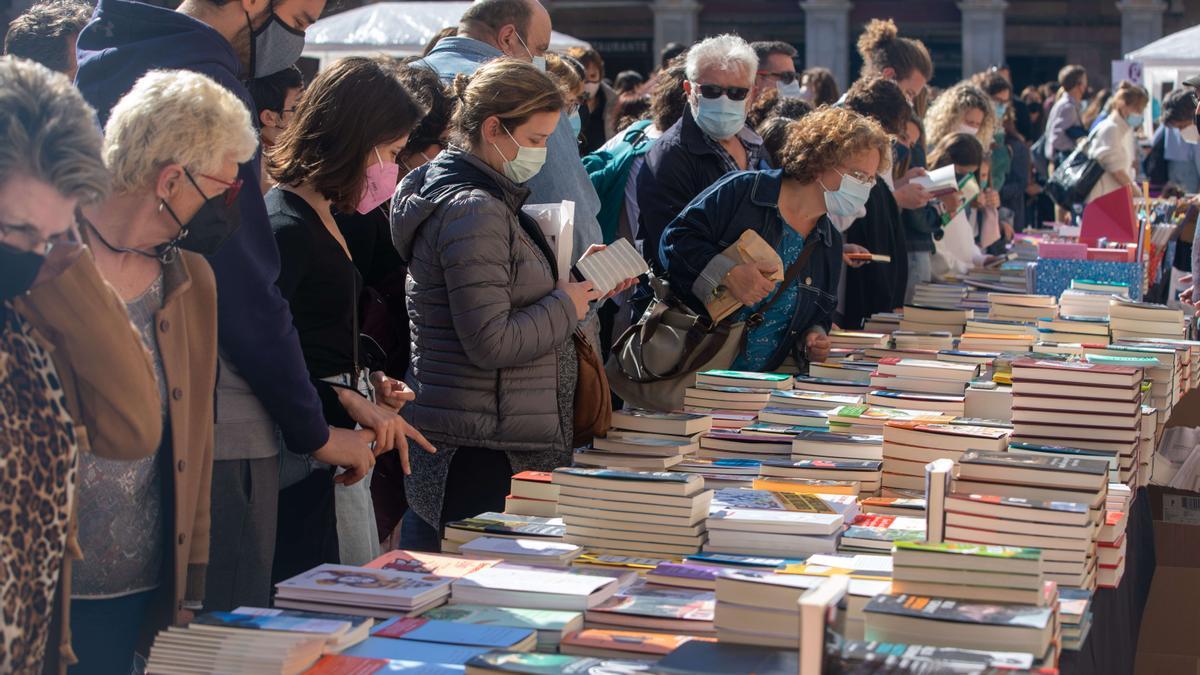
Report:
924,82,996,154
661,107,891,371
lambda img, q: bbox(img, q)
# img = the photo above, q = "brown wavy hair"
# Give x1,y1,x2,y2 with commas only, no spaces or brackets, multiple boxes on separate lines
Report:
269,57,424,212
857,19,933,82
778,107,892,183
450,59,565,146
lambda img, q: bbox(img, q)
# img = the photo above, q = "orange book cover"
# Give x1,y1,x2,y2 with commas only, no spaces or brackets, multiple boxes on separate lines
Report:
364,550,497,578
960,333,1035,341
305,655,388,675
513,471,554,484
561,629,714,655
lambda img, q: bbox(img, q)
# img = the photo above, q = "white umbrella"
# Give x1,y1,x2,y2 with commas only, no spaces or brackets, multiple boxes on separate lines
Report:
304,1,590,66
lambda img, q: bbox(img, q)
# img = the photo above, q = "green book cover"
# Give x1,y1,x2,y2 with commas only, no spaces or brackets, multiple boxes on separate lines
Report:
1086,354,1159,366
701,370,792,382
894,541,1041,560
832,404,871,419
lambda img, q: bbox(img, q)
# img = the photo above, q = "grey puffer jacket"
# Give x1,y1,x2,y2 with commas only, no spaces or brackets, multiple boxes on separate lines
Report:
391,148,578,452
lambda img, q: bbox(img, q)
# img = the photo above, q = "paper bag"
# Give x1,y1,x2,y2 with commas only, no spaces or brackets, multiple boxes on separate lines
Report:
704,229,784,324
522,201,575,280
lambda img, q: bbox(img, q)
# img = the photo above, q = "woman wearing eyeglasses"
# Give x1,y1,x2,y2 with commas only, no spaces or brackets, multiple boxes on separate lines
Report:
661,107,891,371
266,57,435,577
69,70,255,673
637,34,771,272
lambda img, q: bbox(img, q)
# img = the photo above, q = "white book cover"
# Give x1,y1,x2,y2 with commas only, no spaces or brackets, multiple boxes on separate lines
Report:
453,565,615,597
574,238,648,294
275,564,451,602
460,537,582,559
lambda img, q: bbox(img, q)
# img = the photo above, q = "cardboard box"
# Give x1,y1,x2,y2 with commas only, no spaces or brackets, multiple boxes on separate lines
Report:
1136,389,1200,675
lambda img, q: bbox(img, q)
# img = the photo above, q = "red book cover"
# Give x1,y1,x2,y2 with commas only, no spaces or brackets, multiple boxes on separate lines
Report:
306,655,388,675
372,617,427,639
513,471,554,484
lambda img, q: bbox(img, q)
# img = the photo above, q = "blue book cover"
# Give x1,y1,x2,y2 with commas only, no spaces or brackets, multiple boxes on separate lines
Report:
341,637,490,663
373,617,534,649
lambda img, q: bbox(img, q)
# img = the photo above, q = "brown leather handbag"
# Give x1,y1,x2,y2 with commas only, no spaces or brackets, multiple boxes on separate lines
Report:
572,329,612,447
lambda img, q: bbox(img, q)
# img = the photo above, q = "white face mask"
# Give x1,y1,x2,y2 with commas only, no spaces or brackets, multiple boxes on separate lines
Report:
1182,124,1200,144
584,82,601,99
777,79,803,98
491,125,547,183
514,31,545,72
957,122,981,136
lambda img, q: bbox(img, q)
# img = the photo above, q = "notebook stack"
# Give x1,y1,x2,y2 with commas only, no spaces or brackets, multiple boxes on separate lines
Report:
862,591,1057,662
274,564,453,618
881,421,1009,492
825,405,954,435
891,542,1045,605
839,514,926,552
948,451,1109,589
911,282,968,308
580,409,713,471
1010,359,1143,485
870,357,980,397
703,489,847,557
1109,297,1187,341
1097,509,1127,588
1036,315,1111,346
505,472,559,518
900,305,973,336
552,468,713,558
892,331,956,351
442,513,566,554
987,293,1057,324
756,458,882,495
828,330,890,350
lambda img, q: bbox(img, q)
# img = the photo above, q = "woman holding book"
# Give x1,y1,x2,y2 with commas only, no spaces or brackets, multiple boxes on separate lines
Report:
66,70,255,674
1085,81,1149,205
928,133,1001,277
660,107,891,372
391,59,613,551
267,57,434,574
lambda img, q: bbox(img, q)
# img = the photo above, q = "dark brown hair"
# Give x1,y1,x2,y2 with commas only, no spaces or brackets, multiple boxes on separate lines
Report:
269,57,425,212
844,75,911,136
566,46,604,74
4,0,91,74
857,18,932,82
450,58,564,146
395,62,454,160
801,67,839,107
928,132,984,171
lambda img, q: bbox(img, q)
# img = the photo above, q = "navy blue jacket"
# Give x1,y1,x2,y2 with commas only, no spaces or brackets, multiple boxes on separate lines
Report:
660,170,841,372
76,0,328,455
636,108,767,272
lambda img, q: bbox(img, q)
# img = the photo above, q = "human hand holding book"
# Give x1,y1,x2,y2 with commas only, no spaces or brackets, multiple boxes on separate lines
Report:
707,230,784,322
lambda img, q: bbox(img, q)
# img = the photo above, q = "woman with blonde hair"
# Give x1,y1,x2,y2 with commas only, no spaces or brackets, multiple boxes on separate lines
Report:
70,68,257,673
1085,81,1149,204
924,82,996,154
392,59,613,550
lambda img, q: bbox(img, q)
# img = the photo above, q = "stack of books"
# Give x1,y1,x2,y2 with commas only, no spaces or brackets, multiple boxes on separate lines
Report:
442,513,565,554
790,374,874,395
583,580,716,636
828,330,890,350
770,389,864,411
1059,289,1116,319
964,317,1038,337
755,405,830,429
459,537,583,568
900,305,973,336
987,293,1057,323
580,409,712,471
792,429,884,462
892,331,955,351
712,569,825,648
948,451,1109,588
881,421,1009,492
957,332,1036,353
274,564,453,618
697,428,793,461
1058,588,1094,650
552,468,713,558
146,625,327,674
870,358,980,397
839,514,926,552
1037,315,1111,345
809,361,877,384
695,370,794,391
826,405,954,436
703,489,846,557
911,282,968,308
862,591,1056,660
451,564,623,611
1097,509,1128,588
865,389,967,415
505,471,559,518
891,542,1045,605
864,312,903,334
683,385,773,416
1109,297,1186,340
420,604,583,652
1010,359,1143,484
757,458,882,494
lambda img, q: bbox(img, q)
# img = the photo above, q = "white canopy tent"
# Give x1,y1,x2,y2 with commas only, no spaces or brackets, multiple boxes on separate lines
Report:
303,2,591,68
1126,24,1200,107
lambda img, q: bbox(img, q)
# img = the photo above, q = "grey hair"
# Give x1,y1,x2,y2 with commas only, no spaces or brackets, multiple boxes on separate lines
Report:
685,34,758,84
104,69,258,195
0,55,109,203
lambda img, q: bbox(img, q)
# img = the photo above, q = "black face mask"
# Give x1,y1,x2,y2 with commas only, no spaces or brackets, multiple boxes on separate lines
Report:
0,242,44,301
166,170,241,256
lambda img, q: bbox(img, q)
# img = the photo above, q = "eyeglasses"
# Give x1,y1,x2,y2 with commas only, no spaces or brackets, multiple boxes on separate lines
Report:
838,167,877,186
693,83,751,102
197,171,243,208
757,70,798,86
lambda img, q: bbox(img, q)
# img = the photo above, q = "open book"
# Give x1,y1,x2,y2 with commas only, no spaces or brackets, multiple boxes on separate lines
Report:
574,238,649,295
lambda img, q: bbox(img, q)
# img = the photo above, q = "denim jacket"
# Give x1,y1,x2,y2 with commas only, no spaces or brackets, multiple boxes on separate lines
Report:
416,37,603,268
660,170,841,371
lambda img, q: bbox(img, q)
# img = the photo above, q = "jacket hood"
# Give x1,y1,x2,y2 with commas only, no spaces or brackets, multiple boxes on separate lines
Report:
76,0,243,124
390,147,530,262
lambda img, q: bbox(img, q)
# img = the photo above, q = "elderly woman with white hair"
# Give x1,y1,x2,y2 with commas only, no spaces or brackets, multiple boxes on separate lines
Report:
70,69,257,674
636,33,771,271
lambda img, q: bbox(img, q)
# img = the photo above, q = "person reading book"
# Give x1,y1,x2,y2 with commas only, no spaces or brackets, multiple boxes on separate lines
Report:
928,134,1004,276
391,59,636,552
661,107,892,371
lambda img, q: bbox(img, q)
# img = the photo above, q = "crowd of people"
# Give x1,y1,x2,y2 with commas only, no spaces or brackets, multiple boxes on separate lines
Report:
2,0,1199,672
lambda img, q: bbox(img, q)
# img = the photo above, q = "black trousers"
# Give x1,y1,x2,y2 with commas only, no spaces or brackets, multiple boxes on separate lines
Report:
399,446,513,552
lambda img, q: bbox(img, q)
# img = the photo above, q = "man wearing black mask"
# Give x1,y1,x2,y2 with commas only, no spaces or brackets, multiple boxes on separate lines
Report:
74,0,388,614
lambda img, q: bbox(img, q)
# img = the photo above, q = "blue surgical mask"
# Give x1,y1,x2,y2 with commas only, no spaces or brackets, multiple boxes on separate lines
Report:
246,11,306,78
568,110,582,137
1126,113,1144,128
692,95,747,141
994,101,1008,118
819,169,874,217
777,79,803,98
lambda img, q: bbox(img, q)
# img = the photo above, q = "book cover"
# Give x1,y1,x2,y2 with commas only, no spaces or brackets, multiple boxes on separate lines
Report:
453,567,615,598
893,541,1042,561
699,370,792,383
710,488,837,513
465,652,656,674
341,637,490,663
364,551,498,577
420,605,581,633
863,594,1052,629
560,629,711,656
655,641,798,675
192,608,366,636
793,430,883,445
276,565,451,600
513,471,554,484
958,450,1109,476
837,641,1035,670
305,655,390,675
647,562,722,584
884,422,1009,439
552,468,695,484
946,492,1090,514
760,458,883,472
446,517,566,539
684,552,797,569
587,585,714,622
373,617,534,648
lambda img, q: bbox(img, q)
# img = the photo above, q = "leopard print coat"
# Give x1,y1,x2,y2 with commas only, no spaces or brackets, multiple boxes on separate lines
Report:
0,306,78,673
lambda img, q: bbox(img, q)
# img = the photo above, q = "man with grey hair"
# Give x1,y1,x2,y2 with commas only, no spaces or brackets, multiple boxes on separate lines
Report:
636,33,768,271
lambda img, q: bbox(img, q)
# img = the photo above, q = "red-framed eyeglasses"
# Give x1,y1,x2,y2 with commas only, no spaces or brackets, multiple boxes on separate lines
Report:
194,171,244,208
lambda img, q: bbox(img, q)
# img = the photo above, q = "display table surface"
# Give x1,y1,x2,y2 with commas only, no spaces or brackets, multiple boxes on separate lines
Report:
1060,486,1155,675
